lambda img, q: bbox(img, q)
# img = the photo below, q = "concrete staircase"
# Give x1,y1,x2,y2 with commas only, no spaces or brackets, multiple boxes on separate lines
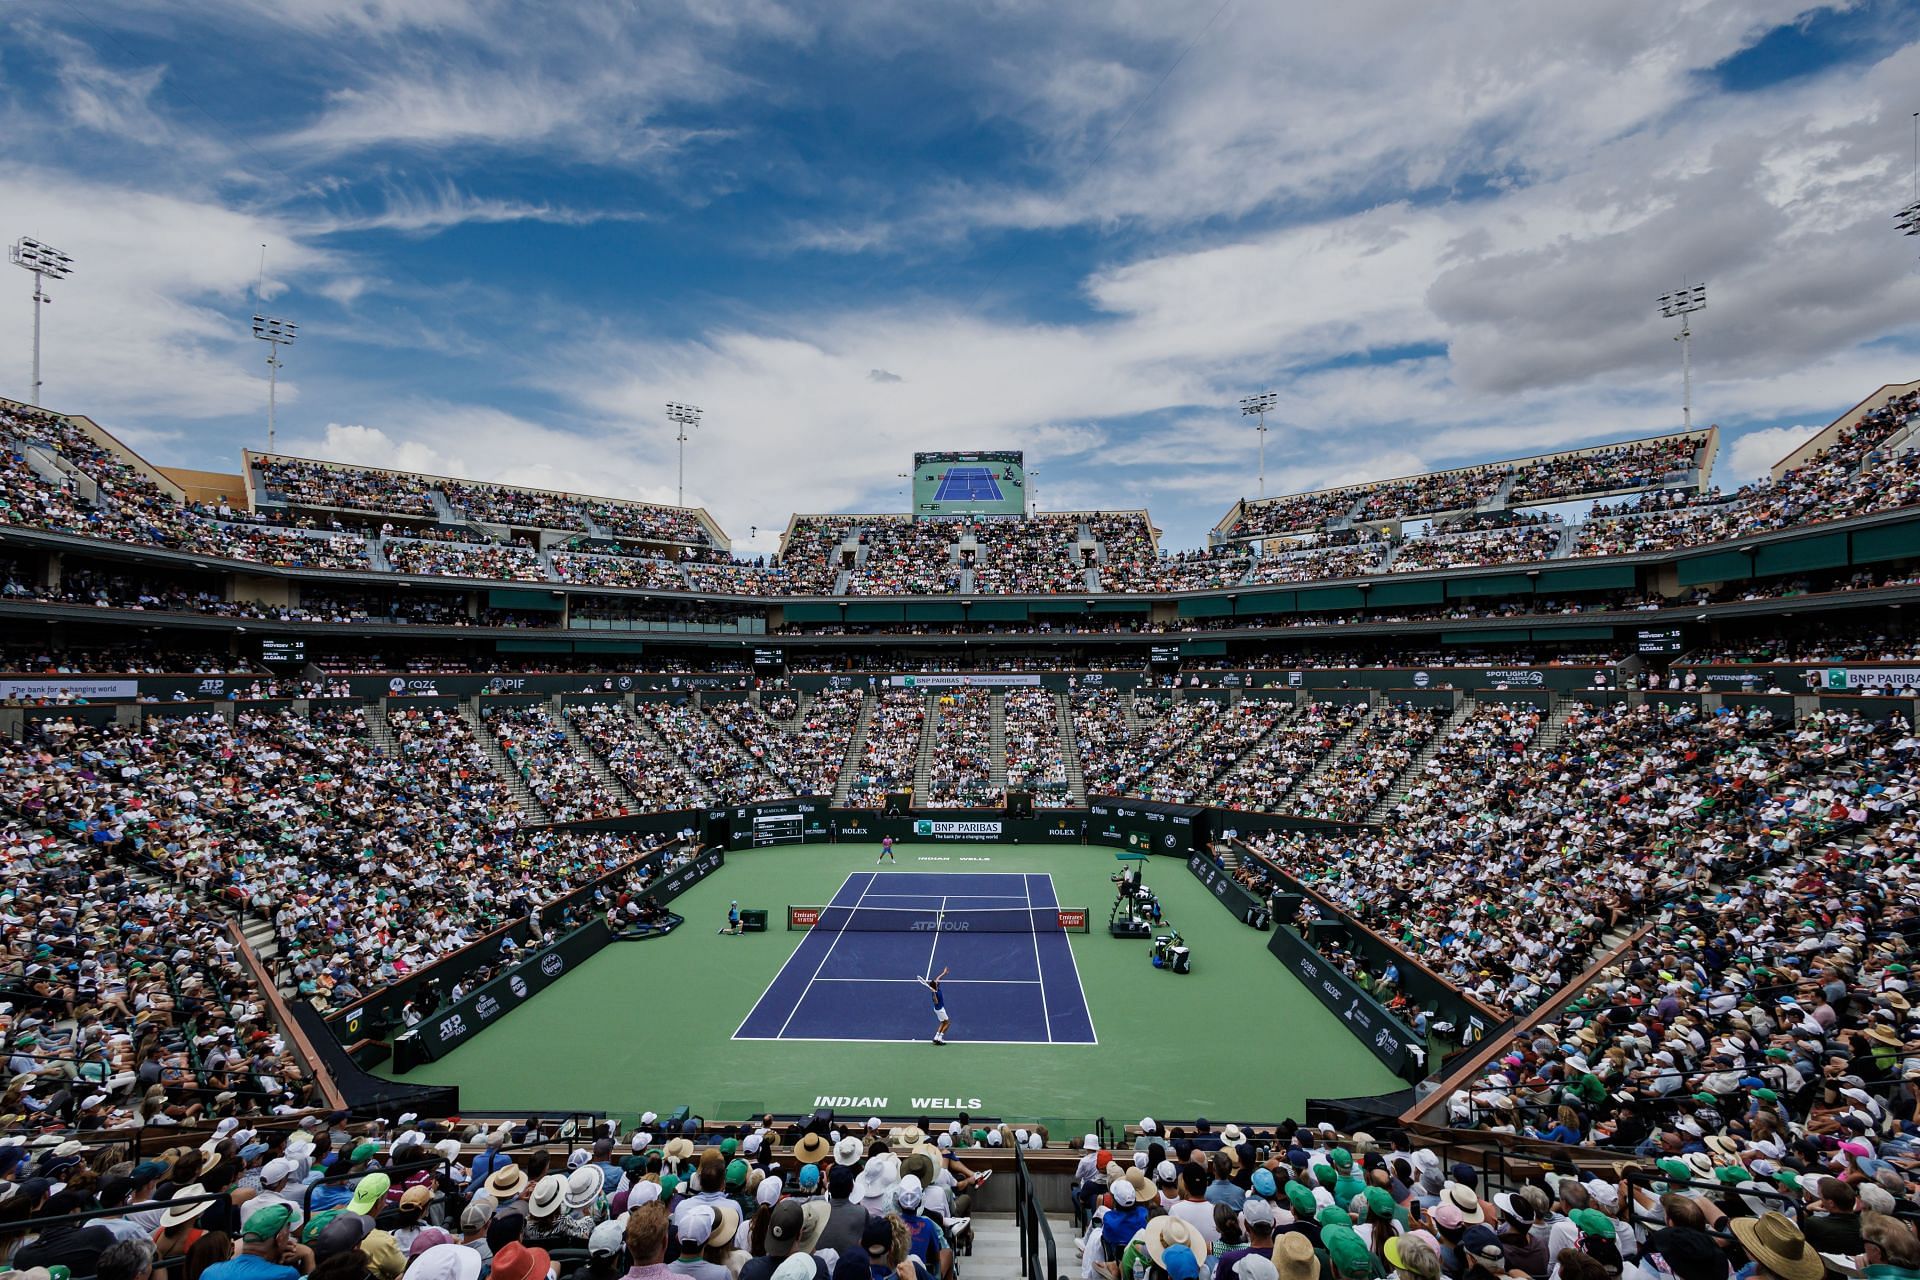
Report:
556,699,639,810
461,698,554,823
988,691,1008,791
365,536,392,571
1365,697,1475,822
1055,692,1087,805
912,693,939,797
969,1214,1079,1279
832,693,875,805
1276,707,1373,810
365,705,399,755
1532,695,1574,755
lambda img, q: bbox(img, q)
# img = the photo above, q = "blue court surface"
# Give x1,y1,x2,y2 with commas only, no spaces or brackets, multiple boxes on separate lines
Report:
932,466,1005,503
733,872,1096,1045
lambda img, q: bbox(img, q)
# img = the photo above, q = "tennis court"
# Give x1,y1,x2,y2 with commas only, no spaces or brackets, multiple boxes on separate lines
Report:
734,871,1096,1045
931,466,1005,503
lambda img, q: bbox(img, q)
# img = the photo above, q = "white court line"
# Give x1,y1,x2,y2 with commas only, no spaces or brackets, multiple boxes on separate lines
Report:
924,895,946,982
813,976,1042,984
732,1033,1099,1046
1024,872,1053,1044
771,871,868,1041
1047,871,1100,1047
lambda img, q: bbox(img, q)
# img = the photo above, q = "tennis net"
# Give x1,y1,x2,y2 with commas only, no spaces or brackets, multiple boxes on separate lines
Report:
788,904,1090,934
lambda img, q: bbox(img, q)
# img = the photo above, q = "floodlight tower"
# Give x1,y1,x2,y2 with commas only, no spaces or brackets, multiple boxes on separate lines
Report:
1240,391,1278,498
1899,112,1919,249
1656,285,1707,429
11,237,75,406
251,315,298,453
666,402,702,507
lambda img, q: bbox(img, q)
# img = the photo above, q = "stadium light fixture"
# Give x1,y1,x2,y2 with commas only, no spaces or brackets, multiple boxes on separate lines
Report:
1656,285,1707,430
666,402,702,507
11,237,74,406
251,315,298,453
1240,392,1278,498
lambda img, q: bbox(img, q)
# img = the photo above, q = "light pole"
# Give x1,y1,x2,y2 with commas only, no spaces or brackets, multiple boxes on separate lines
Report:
666,402,702,507
11,237,74,406
1240,392,1277,498
1027,469,1040,517
1899,112,1919,247
251,315,297,453
1656,285,1707,430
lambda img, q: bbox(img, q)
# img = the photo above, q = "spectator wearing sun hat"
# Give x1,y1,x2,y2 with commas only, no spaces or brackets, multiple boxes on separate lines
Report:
670,1201,729,1280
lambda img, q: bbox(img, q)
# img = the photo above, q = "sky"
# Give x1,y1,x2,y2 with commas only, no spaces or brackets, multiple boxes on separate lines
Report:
3,1,1919,555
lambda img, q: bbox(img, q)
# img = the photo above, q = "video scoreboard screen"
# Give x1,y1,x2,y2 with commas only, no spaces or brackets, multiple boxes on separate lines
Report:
260,638,306,665
912,450,1026,518
1634,626,1685,655
752,647,785,674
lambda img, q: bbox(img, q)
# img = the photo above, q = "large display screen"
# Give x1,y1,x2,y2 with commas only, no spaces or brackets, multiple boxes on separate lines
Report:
912,450,1026,518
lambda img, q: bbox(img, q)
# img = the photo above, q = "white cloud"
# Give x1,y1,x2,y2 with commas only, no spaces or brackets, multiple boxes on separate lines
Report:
1725,424,1818,483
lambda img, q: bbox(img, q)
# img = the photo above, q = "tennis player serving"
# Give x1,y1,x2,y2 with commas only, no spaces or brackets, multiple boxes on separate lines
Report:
917,966,951,1045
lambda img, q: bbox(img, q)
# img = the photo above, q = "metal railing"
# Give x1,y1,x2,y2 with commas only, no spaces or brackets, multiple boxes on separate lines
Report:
1012,1140,1058,1280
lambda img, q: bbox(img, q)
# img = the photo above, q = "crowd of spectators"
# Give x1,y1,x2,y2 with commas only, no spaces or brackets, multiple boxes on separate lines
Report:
0,784,320,1129
1110,699,1277,805
1390,524,1563,574
1277,703,1441,821
630,701,783,806
1210,701,1369,812
706,689,862,797
483,704,630,823
967,516,1089,594
1246,538,1388,585
384,540,546,583
1003,689,1072,805
254,456,439,517
845,521,961,596
844,691,924,807
924,690,999,808
1507,432,1705,504
565,701,710,811
549,553,686,591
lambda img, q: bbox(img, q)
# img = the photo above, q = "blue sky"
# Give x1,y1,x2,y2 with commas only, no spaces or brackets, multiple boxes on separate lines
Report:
3,0,1919,552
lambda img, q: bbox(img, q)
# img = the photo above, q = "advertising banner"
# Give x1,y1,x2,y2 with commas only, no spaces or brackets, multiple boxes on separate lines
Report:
0,677,138,700
395,920,612,1068
1086,797,1206,857
1821,666,1920,691
1185,852,1266,925
824,811,1086,844
888,674,1043,688
1266,926,1420,1078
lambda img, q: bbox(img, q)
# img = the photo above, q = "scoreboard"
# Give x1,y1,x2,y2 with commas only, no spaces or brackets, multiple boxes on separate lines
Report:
912,450,1027,518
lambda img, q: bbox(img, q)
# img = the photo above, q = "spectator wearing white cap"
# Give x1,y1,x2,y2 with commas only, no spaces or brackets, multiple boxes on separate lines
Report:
239,1158,305,1236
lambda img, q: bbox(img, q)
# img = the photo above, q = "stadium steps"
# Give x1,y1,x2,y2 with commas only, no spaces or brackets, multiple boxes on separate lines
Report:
366,536,392,571
1272,704,1374,812
1476,473,1517,514
592,701,707,811
22,442,100,504
427,490,460,523
1532,696,1574,755
832,568,851,595
969,1214,1077,1276
365,706,399,754
912,692,940,797
1055,692,1088,805
1198,701,1297,805
1365,696,1476,822
697,697,792,796
555,702,640,811
461,698,555,824
832,693,875,805
988,690,1008,789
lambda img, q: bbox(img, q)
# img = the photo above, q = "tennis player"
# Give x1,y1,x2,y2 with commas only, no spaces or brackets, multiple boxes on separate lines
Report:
918,966,951,1045
720,900,741,936
877,835,896,864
